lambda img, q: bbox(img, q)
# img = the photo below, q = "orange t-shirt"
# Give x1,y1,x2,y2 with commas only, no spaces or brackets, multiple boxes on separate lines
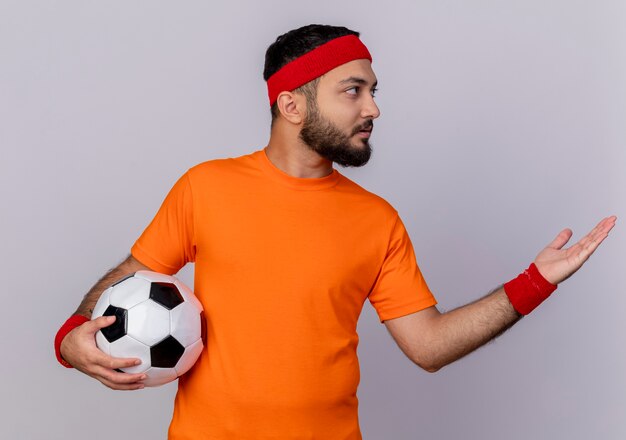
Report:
131,148,437,439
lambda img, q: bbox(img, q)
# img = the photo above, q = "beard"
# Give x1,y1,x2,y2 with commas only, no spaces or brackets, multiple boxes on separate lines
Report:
299,101,373,168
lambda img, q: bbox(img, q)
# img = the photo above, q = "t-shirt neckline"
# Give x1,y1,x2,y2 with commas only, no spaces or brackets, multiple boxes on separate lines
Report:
255,147,341,191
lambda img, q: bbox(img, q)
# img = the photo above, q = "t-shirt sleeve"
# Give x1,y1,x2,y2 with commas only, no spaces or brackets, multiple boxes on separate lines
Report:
131,172,196,275
368,214,437,323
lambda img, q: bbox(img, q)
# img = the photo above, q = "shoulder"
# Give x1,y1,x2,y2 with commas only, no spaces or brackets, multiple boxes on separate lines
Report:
186,150,258,184
188,150,254,173
335,173,399,224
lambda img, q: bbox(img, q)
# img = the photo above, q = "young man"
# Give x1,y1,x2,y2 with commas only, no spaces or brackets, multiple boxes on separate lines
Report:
56,24,616,439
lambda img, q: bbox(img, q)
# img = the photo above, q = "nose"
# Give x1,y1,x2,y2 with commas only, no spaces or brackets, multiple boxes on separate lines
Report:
361,95,380,120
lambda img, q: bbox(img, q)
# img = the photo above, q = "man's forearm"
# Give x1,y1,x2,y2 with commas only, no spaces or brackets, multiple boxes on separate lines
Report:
422,288,521,371
73,255,139,318
74,268,127,318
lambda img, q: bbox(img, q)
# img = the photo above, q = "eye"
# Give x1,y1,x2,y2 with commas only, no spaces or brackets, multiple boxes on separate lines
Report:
346,86,359,95
371,87,379,97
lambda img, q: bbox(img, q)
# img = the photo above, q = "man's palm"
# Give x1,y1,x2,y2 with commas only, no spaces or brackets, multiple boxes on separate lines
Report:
534,216,616,284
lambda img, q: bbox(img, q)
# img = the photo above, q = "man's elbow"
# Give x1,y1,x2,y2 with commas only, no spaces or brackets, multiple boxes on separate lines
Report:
397,340,446,373
419,362,443,374
422,364,441,373
412,355,444,373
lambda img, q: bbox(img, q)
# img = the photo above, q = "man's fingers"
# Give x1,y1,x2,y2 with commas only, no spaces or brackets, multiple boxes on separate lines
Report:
574,216,616,253
87,347,141,371
85,354,146,390
535,217,616,285
96,374,146,391
105,355,143,371
547,228,573,250
598,216,617,237
84,315,116,334
550,216,616,254
64,316,147,391
94,366,146,385
591,216,616,238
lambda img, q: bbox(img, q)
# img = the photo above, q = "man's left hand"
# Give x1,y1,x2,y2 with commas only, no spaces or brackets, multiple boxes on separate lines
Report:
534,216,617,284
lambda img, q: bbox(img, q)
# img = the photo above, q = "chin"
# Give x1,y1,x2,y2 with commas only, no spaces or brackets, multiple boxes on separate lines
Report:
351,140,370,149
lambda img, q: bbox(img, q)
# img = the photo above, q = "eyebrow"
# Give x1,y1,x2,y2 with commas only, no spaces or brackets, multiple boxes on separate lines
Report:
338,76,378,88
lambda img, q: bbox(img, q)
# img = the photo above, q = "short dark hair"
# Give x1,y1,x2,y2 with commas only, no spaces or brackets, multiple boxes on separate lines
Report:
263,24,360,123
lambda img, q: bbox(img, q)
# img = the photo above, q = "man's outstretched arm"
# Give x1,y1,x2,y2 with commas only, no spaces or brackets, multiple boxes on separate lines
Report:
384,216,617,373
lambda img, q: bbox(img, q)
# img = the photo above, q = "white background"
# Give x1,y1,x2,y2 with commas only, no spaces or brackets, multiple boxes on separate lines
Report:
1,1,624,438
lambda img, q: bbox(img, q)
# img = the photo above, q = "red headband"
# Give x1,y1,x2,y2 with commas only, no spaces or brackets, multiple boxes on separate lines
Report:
266,35,372,107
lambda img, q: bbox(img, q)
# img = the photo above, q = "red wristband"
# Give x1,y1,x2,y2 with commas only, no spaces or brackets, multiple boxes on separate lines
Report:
54,314,89,368
504,263,557,315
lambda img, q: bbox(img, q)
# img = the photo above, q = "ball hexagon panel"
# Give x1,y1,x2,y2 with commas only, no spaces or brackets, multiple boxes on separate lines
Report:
143,367,177,387
175,338,204,376
150,282,184,310
109,335,151,374
109,277,151,310
170,302,202,347
127,300,170,346
151,335,185,368
101,305,128,343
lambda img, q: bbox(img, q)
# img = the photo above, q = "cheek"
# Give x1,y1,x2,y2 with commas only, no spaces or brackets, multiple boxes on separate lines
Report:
329,106,360,129
316,94,360,128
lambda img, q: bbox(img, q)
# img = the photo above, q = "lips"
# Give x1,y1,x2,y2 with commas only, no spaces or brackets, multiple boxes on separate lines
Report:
357,127,372,138
354,121,373,136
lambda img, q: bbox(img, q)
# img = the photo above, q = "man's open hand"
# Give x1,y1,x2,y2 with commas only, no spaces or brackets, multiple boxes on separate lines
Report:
534,216,617,285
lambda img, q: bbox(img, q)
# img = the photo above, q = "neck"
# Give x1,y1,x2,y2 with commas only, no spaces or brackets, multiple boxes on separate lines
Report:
265,126,333,179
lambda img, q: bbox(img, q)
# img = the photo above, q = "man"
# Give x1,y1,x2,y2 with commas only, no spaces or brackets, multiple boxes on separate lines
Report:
55,24,616,439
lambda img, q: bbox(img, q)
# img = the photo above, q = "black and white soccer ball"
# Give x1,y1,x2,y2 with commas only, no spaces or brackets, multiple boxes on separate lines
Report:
91,270,205,387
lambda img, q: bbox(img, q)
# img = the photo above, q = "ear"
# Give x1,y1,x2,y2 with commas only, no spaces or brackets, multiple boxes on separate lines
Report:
276,92,306,125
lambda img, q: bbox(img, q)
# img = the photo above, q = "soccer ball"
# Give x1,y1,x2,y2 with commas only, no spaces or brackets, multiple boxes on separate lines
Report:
91,270,205,387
